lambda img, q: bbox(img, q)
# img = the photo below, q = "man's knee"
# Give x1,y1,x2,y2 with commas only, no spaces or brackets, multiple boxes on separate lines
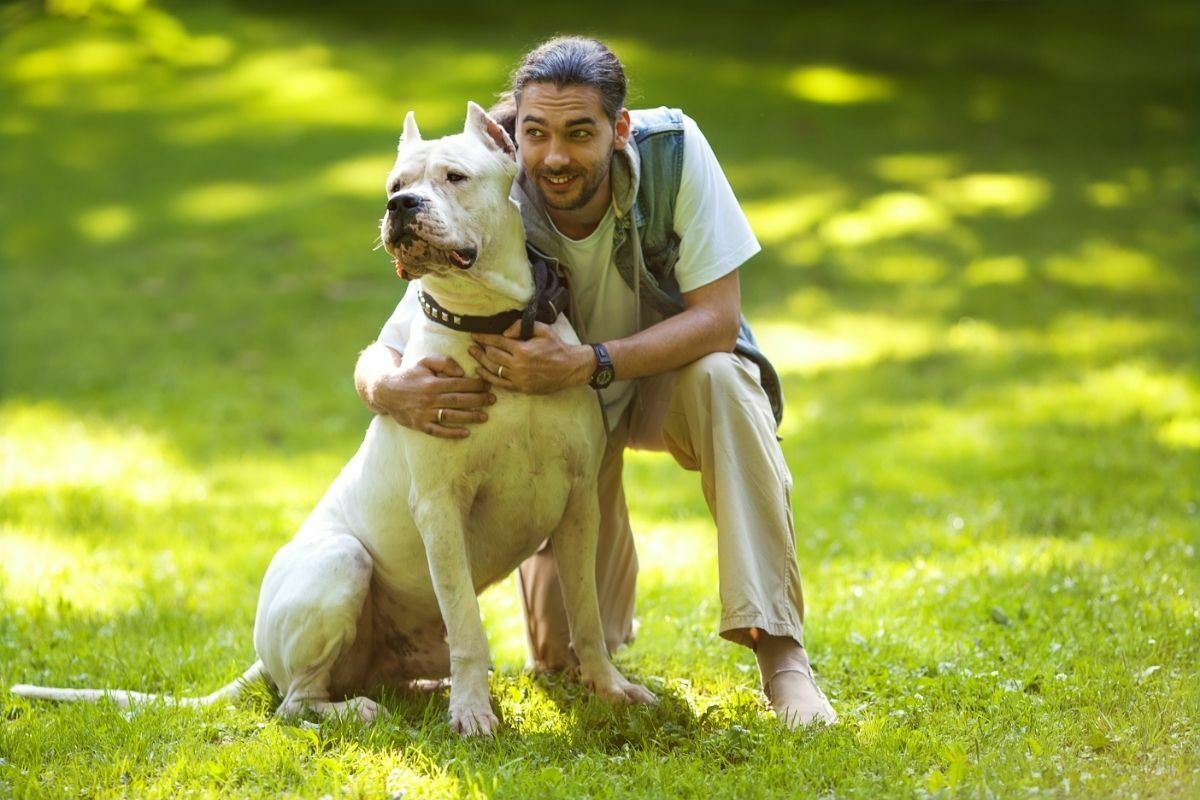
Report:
669,351,776,438
678,351,739,387
675,352,755,405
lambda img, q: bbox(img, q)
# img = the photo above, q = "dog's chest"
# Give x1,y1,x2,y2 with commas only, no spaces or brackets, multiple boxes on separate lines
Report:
463,387,593,520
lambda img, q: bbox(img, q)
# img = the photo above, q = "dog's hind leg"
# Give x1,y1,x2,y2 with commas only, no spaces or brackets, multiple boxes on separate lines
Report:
254,531,383,723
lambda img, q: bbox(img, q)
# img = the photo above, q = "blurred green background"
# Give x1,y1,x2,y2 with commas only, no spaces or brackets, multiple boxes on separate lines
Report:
1,1,1198,797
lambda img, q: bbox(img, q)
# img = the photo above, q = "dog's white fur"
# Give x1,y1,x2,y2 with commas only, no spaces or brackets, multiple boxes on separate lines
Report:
11,102,655,736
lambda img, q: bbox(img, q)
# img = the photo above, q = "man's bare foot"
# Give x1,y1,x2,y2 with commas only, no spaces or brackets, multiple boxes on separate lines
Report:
765,669,837,728
755,633,837,728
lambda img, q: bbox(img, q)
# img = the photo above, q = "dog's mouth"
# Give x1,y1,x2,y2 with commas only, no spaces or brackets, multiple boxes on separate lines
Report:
448,247,477,269
391,245,478,281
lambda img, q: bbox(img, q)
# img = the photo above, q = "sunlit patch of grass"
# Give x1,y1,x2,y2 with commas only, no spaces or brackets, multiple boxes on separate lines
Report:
320,152,397,198
964,254,1028,285
1000,361,1197,427
932,172,1051,217
1158,417,1200,450
1085,180,1132,208
786,65,895,105
76,203,137,242
821,191,952,247
753,314,939,377
0,528,164,615
872,152,963,185
1043,313,1172,358
2,402,200,502
843,249,949,284
172,180,279,223
216,46,391,127
7,37,139,80
742,189,845,246
1044,238,1178,290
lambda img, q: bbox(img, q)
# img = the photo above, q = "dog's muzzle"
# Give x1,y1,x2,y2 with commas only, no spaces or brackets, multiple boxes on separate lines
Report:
383,192,475,270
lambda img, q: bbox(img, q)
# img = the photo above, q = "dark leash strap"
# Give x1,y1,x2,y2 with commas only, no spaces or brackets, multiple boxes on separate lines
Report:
416,245,570,341
520,245,570,340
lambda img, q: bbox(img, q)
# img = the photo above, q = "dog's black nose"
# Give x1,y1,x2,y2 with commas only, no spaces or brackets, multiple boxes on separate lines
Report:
387,191,423,214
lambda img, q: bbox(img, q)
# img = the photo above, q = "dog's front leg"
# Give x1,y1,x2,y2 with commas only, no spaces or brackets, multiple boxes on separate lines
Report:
551,483,657,706
411,500,497,736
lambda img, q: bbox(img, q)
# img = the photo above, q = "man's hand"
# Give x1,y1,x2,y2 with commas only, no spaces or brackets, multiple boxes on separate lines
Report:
470,321,594,394
357,344,495,439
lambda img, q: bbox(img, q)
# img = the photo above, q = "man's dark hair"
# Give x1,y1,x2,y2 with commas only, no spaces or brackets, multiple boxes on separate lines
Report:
491,36,627,137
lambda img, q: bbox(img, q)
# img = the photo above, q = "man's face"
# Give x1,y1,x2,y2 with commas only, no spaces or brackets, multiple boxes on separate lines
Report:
515,82,629,215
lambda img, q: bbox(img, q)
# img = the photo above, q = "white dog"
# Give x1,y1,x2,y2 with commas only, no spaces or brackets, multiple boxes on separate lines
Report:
11,102,656,736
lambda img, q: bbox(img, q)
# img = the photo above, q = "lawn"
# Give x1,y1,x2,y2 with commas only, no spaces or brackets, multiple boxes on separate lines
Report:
1,0,1198,797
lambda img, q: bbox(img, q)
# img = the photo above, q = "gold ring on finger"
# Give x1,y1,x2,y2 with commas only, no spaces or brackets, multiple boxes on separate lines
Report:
498,365,506,380
437,408,445,424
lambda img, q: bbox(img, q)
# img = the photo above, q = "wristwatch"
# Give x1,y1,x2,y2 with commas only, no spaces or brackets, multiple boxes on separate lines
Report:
588,343,615,390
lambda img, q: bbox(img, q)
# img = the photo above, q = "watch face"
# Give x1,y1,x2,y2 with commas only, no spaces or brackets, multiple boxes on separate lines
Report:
590,343,614,390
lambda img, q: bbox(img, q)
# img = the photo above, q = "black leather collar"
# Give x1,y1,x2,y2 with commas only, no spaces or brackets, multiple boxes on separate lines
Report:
417,246,570,341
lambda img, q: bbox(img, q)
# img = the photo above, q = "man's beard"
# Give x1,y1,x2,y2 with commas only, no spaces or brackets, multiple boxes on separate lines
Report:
539,157,611,211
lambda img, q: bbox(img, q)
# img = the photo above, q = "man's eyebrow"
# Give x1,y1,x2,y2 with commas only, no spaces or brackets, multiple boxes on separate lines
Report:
518,114,598,128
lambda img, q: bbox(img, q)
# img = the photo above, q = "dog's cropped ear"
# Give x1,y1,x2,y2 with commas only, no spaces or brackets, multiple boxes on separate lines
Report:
465,101,516,160
399,111,422,147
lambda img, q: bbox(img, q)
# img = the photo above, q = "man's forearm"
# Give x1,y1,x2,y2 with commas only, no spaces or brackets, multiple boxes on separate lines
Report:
601,269,742,383
603,304,738,383
355,341,404,412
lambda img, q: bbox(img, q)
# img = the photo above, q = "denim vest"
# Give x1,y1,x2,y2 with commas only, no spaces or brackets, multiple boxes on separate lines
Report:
616,107,785,426
514,107,785,426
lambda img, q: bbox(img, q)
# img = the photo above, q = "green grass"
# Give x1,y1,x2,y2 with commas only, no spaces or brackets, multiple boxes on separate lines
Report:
2,0,1198,797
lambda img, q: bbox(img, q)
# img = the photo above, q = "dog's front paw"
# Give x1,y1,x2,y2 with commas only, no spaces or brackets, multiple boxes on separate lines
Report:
585,671,659,706
448,702,499,737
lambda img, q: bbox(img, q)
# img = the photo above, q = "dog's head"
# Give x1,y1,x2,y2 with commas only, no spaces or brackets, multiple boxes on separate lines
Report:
381,102,519,280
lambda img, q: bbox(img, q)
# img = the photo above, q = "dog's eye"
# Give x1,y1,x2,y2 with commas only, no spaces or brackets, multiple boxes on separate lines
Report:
389,182,404,193
446,172,468,184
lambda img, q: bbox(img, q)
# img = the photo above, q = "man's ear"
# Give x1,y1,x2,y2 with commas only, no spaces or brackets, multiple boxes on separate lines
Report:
613,108,632,151
399,111,422,148
465,100,517,160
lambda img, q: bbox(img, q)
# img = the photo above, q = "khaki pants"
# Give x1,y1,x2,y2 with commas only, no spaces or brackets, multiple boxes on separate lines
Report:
517,352,806,668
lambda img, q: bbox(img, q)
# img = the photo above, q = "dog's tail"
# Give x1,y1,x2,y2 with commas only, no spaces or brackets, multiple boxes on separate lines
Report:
10,660,267,709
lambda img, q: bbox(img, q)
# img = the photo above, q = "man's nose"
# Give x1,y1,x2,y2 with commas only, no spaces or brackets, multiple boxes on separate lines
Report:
544,140,570,170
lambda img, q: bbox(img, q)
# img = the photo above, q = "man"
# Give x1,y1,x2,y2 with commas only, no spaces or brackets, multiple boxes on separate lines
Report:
354,36,835,727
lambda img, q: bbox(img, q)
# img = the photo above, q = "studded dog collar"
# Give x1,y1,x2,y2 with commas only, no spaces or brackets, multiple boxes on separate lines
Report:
416,246,570,341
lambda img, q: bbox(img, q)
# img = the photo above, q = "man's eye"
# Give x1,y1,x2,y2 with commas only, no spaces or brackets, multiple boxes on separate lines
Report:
524,129,544,139
447,172,468,183
571,130,592,139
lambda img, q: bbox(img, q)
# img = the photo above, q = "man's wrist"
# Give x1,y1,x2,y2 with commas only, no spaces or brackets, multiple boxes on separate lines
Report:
587,342,615,390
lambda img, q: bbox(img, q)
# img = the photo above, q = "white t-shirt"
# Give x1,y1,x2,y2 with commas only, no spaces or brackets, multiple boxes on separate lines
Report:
376,113,760,426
